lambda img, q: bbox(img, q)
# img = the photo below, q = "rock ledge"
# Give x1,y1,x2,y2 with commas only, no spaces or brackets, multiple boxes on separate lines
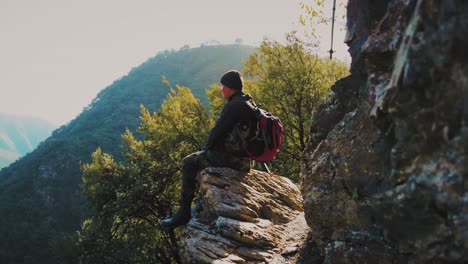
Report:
180,167,308,264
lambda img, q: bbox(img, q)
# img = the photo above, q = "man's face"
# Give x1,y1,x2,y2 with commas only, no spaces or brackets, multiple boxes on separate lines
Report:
220,84,234,99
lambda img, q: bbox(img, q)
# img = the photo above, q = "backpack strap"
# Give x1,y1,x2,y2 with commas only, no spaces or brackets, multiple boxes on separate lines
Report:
232,95,259,113
243,99,256,110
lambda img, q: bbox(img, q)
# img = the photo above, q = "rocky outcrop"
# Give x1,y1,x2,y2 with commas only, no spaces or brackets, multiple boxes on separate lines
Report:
301,0,467,263
179,167,308,263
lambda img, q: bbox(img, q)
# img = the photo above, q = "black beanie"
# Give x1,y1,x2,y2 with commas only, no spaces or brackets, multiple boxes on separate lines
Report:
220,70,243,91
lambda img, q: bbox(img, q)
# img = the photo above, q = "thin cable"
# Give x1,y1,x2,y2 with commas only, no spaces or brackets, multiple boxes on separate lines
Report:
329,0,337,59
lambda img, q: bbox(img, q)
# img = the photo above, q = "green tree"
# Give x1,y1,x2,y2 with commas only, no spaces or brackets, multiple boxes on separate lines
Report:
243,33,349,180
205,83,225,120
79,85,211,263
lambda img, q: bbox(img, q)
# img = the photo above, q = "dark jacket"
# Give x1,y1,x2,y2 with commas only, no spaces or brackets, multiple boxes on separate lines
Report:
204,92,257,156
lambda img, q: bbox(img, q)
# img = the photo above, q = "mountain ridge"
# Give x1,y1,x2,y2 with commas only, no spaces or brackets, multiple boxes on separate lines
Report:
0,113,55,169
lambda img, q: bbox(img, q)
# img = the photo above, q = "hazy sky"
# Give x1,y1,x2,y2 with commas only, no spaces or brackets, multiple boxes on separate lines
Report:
0,0,349,126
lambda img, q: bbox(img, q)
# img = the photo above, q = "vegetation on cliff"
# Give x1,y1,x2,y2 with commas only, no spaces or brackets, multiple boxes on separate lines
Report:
244,34,348,179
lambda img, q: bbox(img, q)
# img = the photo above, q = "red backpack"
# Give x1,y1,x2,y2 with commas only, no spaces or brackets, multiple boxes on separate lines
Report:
242,100,283,162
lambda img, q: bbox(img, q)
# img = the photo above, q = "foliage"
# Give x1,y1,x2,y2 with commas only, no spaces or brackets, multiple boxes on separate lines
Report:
79,86,210,263
352,187,359,201
205,84,225,120
243,33,349,180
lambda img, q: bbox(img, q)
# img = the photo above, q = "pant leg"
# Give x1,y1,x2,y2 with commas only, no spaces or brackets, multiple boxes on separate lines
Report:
179,151,211,207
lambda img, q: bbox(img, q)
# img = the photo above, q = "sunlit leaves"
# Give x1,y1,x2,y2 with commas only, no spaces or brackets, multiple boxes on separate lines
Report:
79,85,209,263
244,34,349,180
206,84,225,121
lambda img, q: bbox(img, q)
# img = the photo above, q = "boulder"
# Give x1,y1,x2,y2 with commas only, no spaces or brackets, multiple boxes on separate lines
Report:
179,167,308,263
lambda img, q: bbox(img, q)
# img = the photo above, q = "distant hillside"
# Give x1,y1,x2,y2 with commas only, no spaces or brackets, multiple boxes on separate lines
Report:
0,44,255,264
0,114,55,169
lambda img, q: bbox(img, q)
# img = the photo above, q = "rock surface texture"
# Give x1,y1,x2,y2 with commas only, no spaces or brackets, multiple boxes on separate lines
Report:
179,168,308,263
301,0,467,263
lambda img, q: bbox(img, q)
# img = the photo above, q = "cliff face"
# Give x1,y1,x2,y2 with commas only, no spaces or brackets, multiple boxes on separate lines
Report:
301,0,467,263
179,168,308,263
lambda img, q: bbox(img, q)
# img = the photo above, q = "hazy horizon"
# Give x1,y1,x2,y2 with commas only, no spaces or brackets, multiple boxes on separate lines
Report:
1,0,349,126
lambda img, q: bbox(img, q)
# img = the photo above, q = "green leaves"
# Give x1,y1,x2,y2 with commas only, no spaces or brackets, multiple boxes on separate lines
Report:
79,86,210,263
244,35,348,180
352,187,359,201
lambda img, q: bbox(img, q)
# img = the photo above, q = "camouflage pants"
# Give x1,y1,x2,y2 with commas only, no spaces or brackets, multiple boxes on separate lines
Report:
179,150,251,207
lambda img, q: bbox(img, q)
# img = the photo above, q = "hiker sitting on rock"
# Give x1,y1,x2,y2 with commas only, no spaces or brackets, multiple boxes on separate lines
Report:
161,70,258,229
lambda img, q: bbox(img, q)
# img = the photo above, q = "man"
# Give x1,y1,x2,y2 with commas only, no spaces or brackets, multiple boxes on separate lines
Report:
161,70,257,229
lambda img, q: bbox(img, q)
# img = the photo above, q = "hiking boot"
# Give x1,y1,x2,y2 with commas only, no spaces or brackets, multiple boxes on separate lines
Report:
161,206,191,230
